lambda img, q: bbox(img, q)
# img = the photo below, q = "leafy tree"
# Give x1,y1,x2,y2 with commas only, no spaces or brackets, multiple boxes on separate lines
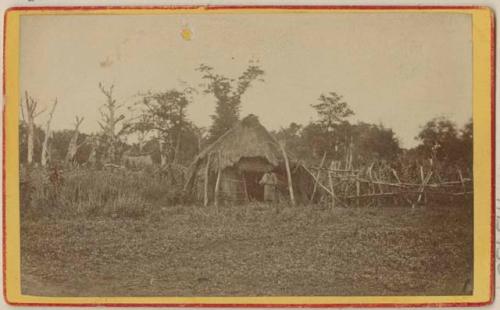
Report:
404,117,473,179
353,122,401,163
300,122,332,160
415,116,462,163
311,92,354,131
276,120,401,166
50,129,75,162
307,92,355,161
131,88,192,165
174,122,205,165
460,119,473,167
274,122,302,146
274,122,311,161
197,61,264,142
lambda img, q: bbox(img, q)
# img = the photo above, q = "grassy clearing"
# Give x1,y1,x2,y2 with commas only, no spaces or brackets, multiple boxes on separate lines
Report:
21,169,473,297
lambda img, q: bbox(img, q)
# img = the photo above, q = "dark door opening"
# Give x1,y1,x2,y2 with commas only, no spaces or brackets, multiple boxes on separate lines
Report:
242,171,264,201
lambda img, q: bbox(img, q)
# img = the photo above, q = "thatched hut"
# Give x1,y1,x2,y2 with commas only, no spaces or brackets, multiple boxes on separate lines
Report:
184,115,314,205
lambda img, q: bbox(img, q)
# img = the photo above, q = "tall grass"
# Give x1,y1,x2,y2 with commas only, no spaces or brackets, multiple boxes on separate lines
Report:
21,166,183,219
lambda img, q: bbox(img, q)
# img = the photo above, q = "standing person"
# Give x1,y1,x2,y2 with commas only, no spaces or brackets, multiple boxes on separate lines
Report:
259,169,278,203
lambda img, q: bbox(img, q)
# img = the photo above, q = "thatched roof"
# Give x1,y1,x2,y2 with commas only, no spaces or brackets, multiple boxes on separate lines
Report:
184,115,291,190
197,114,285,168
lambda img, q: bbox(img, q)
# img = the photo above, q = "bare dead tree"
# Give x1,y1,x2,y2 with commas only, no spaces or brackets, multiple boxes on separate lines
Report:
40,99,58,167
87,134,99,166
22,91,46,165
98,82,126,163
65,116,85,164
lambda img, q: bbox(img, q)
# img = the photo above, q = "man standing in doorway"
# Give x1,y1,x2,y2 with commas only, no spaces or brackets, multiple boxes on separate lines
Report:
259,169,278,203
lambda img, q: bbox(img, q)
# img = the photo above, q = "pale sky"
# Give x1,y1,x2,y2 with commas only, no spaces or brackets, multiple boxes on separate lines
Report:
20,12,472,148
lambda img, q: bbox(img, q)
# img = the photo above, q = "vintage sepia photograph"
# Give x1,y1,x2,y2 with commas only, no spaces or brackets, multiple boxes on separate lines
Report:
11,8,485,302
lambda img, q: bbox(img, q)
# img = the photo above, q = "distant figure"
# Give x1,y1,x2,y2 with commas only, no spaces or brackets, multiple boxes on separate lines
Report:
259,170,278,202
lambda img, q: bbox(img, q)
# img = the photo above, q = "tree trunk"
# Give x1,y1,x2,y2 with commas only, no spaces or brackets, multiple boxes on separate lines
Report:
108,91,116,161
23,92,44,165
173,107,184,163
98,83,123,164
41,100,57,167
27,120,34,165
160,140,168,166
66,136,79,164
66,117,84,164
88,138,97,166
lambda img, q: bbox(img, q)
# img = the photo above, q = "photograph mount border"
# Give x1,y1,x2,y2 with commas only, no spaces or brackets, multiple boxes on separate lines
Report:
2,5,495,307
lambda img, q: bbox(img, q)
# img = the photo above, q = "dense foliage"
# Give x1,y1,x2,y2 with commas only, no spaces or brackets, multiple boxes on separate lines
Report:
19,62,472,179
197,62,265,142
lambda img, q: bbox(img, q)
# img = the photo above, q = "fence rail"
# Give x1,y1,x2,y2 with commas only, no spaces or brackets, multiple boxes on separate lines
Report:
301,156,472,208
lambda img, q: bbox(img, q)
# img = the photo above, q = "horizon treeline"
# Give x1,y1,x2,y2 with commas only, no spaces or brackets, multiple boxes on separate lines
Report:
18,61,473,171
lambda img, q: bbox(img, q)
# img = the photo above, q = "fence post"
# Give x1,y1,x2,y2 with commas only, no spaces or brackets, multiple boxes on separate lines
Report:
308,152,327,206
328,161,335,209
457,168,466,194
416,168,433,206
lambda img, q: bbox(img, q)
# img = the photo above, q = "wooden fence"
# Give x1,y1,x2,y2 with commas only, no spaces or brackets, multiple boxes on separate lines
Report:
301,156,472,208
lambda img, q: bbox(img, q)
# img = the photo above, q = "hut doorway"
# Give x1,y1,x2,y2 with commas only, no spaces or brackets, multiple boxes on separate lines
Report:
242,171,265,201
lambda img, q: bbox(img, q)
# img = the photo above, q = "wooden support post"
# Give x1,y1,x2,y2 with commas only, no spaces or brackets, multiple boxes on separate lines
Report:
368,163,377,206
328,161,335,209
391,168,401,184
374,171,383,194
242,173,250,203
391,168,412,206
214,166,222,210
367,163,374,197
345,147,349,170
419,166,426,205
203,153,212,207
457,169,466,194
308,152,327,206
356,176,361,207
416,171,433,206
279,142,296,206
348,141,353,170
301,164,347,207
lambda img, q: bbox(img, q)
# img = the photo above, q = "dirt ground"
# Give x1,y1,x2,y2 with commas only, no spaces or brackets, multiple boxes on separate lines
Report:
21,203,473,297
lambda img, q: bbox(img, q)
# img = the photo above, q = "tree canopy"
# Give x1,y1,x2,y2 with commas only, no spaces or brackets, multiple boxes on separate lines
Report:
197,61,264,142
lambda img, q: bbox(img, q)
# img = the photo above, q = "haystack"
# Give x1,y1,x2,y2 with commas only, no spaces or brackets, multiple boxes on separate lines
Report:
184,114,313,205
